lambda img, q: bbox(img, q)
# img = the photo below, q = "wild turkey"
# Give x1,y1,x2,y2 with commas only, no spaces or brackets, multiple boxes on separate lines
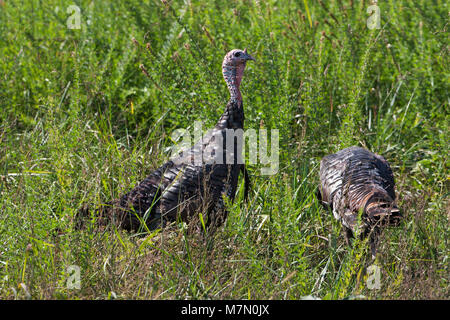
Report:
317,146,402,258
77,48,255,232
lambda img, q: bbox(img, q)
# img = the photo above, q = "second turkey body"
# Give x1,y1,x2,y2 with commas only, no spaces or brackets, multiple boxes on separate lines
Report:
78,49,255,232
317,146,402,257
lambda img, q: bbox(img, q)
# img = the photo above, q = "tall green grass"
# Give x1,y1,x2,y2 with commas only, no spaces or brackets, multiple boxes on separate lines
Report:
0,0,448,299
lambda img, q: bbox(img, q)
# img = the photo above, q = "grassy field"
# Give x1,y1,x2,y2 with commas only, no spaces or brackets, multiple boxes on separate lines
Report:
0,0,448,299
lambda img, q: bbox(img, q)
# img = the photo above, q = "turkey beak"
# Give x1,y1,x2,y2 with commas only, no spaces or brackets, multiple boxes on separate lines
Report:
243,48,255,62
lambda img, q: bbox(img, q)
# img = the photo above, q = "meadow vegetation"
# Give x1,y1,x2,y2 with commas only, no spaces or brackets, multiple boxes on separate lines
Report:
0,0,448,299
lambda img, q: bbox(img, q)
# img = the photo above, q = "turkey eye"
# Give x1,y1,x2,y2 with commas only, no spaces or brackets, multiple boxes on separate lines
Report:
234,52,241,57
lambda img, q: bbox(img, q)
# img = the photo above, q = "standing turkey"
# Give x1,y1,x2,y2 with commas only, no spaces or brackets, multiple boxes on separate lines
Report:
317,146,402,258
77,49,255,232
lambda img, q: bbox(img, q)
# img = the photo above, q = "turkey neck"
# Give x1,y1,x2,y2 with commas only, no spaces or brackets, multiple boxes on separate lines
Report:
217,63,246,129
222,62,246,106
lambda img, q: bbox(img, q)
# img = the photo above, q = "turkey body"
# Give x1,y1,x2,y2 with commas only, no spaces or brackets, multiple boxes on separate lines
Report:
105,101,246,231
77,49,254,232
317,146,401,256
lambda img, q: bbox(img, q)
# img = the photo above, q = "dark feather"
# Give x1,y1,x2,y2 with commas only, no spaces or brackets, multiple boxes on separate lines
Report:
77,80,251,232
